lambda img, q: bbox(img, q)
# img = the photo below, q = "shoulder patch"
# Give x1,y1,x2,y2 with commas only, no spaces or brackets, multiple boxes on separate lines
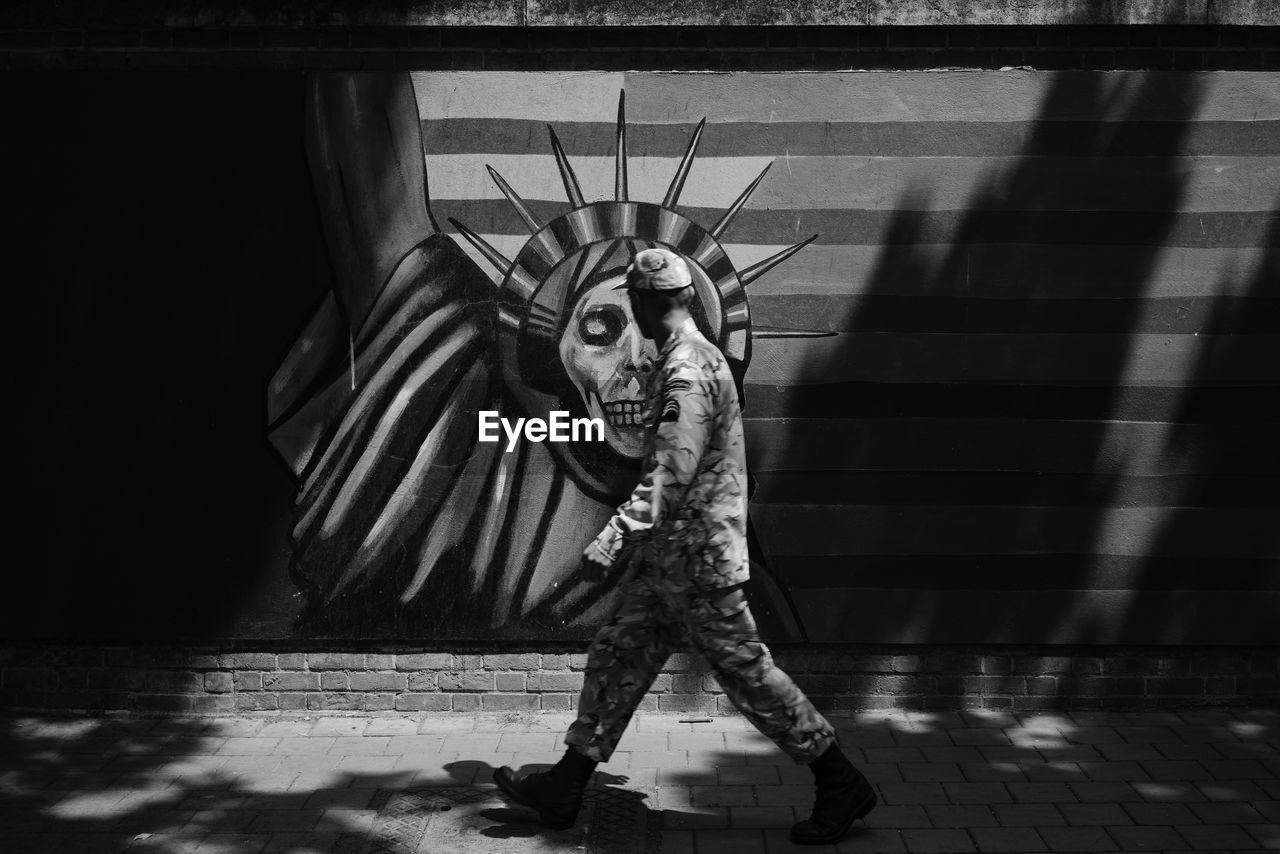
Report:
660,377,693,423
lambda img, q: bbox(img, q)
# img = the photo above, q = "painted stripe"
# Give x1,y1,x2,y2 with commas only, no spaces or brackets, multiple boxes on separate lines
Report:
426,154,777,211
740,382,1279,422
427,153,1280,213
453,239,1276,300
788,589,1280,645
743,333,1280,387
743,418,1279,476
440,201,1279,247
751,471,1275,508
750,504,1278,559
421,118,1280,158
750,295,1280,335
411,71,625,121
770,555,1280,590
619,71,1280,124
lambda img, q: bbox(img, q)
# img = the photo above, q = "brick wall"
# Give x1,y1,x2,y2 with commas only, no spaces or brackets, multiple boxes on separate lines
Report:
1,645,1275,715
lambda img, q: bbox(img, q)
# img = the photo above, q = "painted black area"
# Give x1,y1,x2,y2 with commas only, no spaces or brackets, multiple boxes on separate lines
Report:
752,295,1280,335
4,73,329,640
743,382,1280,422
752,471,1280,508
774,554,1280,590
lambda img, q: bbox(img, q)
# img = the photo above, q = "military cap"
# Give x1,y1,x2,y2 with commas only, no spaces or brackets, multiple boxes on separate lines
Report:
616,247,693,292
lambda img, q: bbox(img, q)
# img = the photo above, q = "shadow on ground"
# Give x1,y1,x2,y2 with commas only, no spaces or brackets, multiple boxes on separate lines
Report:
2,711,1276,853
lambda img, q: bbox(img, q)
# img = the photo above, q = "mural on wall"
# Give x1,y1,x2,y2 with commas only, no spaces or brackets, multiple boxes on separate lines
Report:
267,70,1279,644
266,73,822,639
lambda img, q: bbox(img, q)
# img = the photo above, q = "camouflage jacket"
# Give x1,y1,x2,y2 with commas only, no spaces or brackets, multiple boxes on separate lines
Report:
585,316,749,589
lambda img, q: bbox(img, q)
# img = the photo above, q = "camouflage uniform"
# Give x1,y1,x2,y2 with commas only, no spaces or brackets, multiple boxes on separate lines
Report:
567,317,835,764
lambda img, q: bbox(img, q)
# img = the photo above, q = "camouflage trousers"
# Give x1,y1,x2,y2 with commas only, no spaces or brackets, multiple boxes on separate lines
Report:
565,564,835,764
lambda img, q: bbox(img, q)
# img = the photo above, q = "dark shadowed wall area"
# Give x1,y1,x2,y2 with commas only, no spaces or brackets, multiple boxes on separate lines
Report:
0,8,1277,713
4,74,330,639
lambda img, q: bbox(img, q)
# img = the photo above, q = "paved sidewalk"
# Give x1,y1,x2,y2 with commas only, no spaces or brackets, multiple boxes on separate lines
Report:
1,708,1276,853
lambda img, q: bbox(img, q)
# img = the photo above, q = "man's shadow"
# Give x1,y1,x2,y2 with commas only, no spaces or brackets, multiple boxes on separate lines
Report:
441,759,658,841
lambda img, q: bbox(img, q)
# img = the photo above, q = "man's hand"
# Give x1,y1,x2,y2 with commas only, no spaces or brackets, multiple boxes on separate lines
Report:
580,550,611,583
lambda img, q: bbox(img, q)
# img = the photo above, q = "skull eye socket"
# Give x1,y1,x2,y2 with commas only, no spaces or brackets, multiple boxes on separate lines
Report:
578,305,626,347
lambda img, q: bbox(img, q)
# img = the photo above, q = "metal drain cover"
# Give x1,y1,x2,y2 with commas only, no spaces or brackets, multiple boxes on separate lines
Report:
354,786,661,853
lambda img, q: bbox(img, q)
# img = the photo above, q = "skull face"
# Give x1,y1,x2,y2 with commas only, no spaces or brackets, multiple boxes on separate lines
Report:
558,275,656,459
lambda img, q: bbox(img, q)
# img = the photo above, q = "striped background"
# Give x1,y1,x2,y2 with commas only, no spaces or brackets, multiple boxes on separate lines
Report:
412,70,1280,645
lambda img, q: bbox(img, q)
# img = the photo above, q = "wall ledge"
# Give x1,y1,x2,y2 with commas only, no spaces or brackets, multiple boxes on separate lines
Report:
1,0,1277,28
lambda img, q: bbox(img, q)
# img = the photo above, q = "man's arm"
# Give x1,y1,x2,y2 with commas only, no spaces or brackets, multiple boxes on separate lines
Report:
584,359,714,566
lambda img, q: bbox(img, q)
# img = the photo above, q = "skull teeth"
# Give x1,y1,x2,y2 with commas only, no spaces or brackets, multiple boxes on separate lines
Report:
602,400,645,428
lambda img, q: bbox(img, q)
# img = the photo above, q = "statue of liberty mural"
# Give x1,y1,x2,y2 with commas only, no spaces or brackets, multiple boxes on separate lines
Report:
267,73,821,639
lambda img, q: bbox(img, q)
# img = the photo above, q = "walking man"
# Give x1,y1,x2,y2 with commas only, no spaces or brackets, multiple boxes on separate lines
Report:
495,248,876,844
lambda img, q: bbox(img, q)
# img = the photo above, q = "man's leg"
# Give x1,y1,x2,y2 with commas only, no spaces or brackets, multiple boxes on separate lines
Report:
566,573,684,763
683,584,834,761
495,572,682,829
684,585,876,845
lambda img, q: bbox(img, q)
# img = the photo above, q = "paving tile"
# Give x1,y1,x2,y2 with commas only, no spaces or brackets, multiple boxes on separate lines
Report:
753,785,816,807
901,827,976,852
1076,761,1152,782
992,804,1067,827
1124,801,1201,825
859,763,905,784
832,827,910,852
1189,801,1266,824
1132,781,1209,802
1198,783,1269,804
1008,782,1075,803
866,747,927,763
1038,825,1120,852
216,738,282,757
690,785,756,807
662,829,696,854
1245,823,1280,848
663,806,730,829
1069,781,1144,803
943,782,1014,804
728,805,799,828
1096,743,1166,762
307,719,368,737
1206,759,1274,780
924,804,1000,827
359,718,420,736
1060,803,1134,827
960,762,1027,782
1176,822,1263,850
1108,824,1190,851
868,804,933,829
718,765,781,785
1142,760,1213,781
970,826,1049,852
901,763,965,783
879,783,950,805
1023,761,1084,781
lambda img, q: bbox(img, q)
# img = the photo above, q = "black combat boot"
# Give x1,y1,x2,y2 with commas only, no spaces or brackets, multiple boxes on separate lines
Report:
789,742,877,845
494,748,598,830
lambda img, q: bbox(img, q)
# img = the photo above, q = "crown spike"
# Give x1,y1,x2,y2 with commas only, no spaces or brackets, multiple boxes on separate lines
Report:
486,165,543,233
615,90,629,202
547,124,586,209
709,162,771,240
662,117,706,209
448,216,514,280
739,234,819,287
